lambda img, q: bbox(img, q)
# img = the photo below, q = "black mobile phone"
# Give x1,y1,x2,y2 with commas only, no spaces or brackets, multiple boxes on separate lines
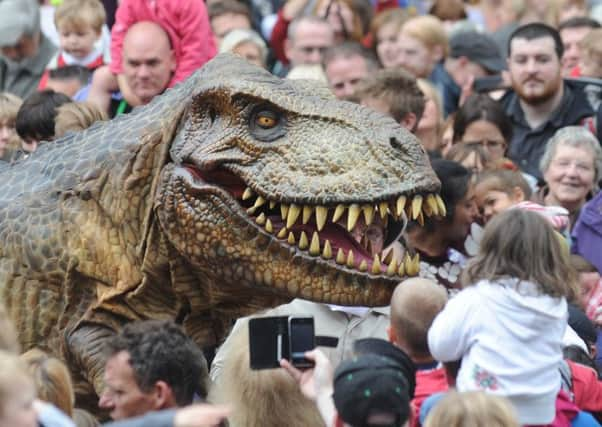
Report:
472,75,505,93
288,316,316,369
248,316,290,370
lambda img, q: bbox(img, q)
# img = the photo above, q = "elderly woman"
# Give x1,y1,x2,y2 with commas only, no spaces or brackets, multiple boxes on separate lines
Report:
219,29,268,69
536,126,602,228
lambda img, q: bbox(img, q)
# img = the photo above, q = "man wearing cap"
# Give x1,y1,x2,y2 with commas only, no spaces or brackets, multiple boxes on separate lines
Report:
0,0,57,98
435,30,506,117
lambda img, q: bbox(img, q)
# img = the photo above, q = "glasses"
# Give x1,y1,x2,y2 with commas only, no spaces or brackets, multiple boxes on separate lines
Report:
463,140,506,151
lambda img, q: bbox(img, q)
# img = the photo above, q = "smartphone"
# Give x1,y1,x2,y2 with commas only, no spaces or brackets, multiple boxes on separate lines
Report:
472,75,505,93
248,316,290,370
288,316,316,369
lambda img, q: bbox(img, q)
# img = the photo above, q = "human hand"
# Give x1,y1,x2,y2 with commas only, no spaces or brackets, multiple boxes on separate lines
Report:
173,404,231,427
280,349,334,401
282,0,311,20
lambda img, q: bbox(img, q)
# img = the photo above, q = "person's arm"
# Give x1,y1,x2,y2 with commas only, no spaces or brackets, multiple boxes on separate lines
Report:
270,0,310,65
427,290,476,362
281,349,337,427
109,0,137,75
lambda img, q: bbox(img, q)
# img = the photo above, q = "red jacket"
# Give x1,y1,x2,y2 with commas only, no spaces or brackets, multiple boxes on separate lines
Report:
410,367,448,427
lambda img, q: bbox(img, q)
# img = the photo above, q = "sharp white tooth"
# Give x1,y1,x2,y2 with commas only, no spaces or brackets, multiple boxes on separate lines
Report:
346,250,355,268
256,213,266,225
265,219,273,233
277,227,287,239
406,254,420,276
359,260,368,272
299,231,308,250
396,196,406,217
336,248,346,264
333,204,345,223
347,204,360,232
426,194,438,216
371,254,381,274
315,206,328,231
435,195,447,217
246,206,257,214
363,205,374,226
397,260,405,276
416,211,425,227
302,205,313,224
309,232,320,256
322,240,332,259
253,196,266,209
386,255,398,276
269,200,276,209
404,254,413,275
281,204,289,220
382,250,394,265
288,232,296,245
379,202,388,219
287,204,301,229
412,195,423,220
242,187,253,200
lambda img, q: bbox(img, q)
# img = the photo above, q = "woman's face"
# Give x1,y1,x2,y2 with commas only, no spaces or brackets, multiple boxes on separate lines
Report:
416,98,441,151
0,379,37,427
233,41,265,68
544,143,596,210
460,119,507,162
376,22,400,68
442,183,479,244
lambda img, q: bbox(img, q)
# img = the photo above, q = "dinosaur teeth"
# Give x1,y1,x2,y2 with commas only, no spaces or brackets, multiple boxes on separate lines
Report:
309,232,320,256
302,205,313,224
336,248,346,264
425,194,438,217
287,204,301,229
346,250,355,268
359,260,368,272
242,187,253,200
265,219,273,233
281,204,289,221
298,231,308,250
371,254,381,274
322,240,332,259
288,232,296,245
253,196,266,209
379,202,388,219
386,255,398,276
277,227,287,239
315,206,328,231
435,194,446,217
269,200,276,209
412,195,423,220
256,213,266,225
363,205,374,226
347,204,360,232
332,204,345,223
396,196,406,217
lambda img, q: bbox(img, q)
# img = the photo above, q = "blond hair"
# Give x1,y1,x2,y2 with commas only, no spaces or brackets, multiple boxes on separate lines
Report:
54,0,106,33
54,101,107,138
424,391,519,427
20,349,75,416
210,321,324,427
401,15,449,57
0,351,35,414
462,209,577,299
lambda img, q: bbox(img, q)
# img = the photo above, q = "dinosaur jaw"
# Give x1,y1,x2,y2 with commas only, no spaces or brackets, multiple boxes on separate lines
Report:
182,164,446,278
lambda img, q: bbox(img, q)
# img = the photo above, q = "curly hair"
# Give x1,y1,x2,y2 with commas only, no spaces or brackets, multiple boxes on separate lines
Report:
105,320,208,405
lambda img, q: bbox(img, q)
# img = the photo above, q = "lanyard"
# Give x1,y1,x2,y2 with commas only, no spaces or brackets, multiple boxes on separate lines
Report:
116,99,128,115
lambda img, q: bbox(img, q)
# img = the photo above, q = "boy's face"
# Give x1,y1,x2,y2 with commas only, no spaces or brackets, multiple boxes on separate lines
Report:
58,25,99,59
579,51,602,79
475,186,519,223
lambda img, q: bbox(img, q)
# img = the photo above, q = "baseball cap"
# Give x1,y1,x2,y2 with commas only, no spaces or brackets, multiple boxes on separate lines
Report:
0,0,40,47
449,31,506,73
333,353,411,427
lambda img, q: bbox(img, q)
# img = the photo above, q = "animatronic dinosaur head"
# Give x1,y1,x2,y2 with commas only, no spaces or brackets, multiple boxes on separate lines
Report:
157,55,441,306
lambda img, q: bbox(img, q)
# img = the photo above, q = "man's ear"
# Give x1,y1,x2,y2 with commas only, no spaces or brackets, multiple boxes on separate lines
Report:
152,380,177,410
387,325,396,344
400,112,417,132
511,185,526,203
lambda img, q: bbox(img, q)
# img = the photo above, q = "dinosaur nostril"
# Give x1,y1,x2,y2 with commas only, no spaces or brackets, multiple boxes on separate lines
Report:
389,137,399,149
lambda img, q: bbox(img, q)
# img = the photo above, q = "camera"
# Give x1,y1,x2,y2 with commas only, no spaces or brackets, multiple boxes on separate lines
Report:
248,315,315,370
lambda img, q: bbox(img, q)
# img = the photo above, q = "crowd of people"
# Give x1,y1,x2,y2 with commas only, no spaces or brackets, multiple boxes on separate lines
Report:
1,0,602,426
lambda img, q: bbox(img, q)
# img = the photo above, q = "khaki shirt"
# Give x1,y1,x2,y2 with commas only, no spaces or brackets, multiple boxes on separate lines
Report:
210,298,389,381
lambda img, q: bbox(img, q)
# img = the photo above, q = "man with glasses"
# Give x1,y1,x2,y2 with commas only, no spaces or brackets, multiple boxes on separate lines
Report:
0,0,56,98
284,16,335,69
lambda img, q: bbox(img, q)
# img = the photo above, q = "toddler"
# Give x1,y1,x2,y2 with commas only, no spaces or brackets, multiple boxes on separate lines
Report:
474,169,532,223
0,92,23,162
578,28,602,79
428,209,575,425
40,0,109,89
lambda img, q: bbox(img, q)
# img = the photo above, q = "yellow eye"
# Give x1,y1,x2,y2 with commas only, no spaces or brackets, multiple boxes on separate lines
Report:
256,113,278,129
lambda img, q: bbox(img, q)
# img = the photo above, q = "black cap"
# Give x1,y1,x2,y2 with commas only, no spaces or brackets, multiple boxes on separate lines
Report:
449,31,506,72
333,353,411,427
353,338,416,399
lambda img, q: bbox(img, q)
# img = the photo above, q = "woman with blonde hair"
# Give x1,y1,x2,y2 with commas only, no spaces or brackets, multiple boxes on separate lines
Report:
415,79,444,154
423,391,519,427
370,8,415,68
20,349,75,418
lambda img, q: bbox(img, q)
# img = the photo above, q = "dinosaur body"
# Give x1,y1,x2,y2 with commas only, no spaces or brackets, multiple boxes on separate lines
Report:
0,55,439,406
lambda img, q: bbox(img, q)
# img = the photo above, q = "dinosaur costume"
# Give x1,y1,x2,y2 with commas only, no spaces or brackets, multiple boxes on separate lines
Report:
0,55,440,406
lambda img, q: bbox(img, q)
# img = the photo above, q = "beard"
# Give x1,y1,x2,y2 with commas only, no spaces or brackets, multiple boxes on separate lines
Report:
512,75,563,106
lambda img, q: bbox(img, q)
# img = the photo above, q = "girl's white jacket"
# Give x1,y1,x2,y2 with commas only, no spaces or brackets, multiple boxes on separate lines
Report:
428,278,567,425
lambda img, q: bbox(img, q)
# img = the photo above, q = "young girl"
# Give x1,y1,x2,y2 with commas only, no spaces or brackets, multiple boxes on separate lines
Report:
428,209,576,425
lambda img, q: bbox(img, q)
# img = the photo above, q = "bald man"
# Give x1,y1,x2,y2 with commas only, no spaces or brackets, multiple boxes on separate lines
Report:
388,278,449,426
111,21,176,116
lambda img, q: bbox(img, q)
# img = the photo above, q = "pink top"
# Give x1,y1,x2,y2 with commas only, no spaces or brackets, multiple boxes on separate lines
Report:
110,0,216,86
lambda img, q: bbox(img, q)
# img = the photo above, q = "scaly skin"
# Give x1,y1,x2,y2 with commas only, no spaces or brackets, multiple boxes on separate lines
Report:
0,54,439,408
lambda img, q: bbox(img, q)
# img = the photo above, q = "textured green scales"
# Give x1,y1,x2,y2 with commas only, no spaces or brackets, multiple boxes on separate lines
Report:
0,54,438,406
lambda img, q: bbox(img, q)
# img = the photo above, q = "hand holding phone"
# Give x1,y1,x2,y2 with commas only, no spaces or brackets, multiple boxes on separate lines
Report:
288,316,316,369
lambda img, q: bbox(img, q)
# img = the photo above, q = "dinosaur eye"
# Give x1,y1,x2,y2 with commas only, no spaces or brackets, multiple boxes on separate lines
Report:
255,111,278,129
